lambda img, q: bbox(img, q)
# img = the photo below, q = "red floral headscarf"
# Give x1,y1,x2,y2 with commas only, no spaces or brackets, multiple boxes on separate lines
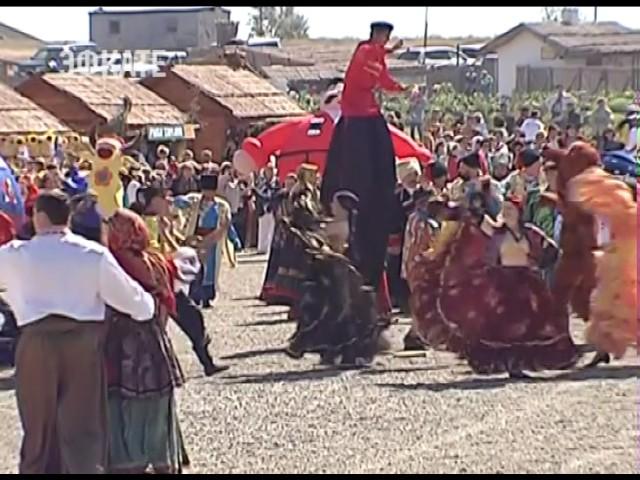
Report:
107,209,176,316
505,193,524,211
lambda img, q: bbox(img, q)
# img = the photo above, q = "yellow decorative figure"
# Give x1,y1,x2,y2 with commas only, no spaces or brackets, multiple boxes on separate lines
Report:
90,136,127,218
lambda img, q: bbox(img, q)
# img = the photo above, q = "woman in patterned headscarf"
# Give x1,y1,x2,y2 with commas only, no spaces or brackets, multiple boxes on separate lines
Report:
105,209,188,474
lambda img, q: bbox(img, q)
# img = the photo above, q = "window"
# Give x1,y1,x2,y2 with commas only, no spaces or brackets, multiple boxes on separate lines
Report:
109,20,120,35
166,17,178,34
31,47,63,61
397,50,421,62
540,46,557,60
70,44,98,55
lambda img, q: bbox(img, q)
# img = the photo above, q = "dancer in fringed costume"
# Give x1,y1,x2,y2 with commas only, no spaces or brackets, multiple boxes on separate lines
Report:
260,164,321,308
568,167,638,364
283,192,391,367
542,143,600,326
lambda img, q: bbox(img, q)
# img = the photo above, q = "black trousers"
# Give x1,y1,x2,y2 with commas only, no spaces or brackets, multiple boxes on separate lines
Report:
386,253,409,310
0,297,17,366
409,123,423,142
173,292,215,371
232,211,245,250
321,115,396,289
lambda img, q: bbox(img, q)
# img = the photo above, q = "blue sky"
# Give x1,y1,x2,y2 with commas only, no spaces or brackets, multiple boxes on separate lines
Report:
2,6,639,42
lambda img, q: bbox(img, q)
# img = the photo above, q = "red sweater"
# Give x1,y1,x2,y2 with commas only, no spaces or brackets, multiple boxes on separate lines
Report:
341,40,404,117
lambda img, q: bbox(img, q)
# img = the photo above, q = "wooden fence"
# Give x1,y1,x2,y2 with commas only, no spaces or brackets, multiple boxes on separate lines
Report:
516,63,640,93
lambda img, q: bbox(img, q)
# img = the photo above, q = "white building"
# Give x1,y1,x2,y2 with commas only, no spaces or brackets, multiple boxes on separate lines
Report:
481,16,640,96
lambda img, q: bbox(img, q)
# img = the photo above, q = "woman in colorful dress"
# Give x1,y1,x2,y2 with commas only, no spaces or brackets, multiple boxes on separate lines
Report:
411,190,579,378
105,209,188,474
260,165,321,307
284,192,389,367
401,188,442,350
568,167,637,366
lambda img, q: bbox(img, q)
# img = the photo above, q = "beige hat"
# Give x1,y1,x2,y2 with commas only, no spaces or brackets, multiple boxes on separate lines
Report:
156,144,170,156
396,157,422,182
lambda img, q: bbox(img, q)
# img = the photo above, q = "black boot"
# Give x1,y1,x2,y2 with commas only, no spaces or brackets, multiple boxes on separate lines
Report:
403,330,427,351
284,342,304,359
319,349,337,366
585,351,611,368
195,335,228,376
508,369,531,380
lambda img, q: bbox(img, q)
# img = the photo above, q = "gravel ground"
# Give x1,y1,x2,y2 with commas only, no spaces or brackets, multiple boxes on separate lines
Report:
0,251,637,474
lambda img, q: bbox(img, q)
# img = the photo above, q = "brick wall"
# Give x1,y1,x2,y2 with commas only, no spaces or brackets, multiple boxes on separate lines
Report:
143,71,233,161
16,76,101,133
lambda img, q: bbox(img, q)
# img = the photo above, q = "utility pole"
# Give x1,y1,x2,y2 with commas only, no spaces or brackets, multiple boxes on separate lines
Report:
422,6,429,87
422,6,429,50
258,7,264,36
593,6,598,23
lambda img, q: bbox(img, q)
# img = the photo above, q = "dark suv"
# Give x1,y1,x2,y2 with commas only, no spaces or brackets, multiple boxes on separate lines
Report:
17,42,99,75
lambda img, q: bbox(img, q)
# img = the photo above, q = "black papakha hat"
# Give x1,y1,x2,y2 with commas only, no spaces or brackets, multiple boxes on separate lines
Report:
429,161,448,180
370,21,394,32
521,148,541,168
200,174,219,191
459,152,481,170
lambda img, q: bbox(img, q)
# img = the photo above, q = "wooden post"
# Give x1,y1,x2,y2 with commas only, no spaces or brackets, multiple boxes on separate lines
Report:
578,68,583,91
422,7,429,87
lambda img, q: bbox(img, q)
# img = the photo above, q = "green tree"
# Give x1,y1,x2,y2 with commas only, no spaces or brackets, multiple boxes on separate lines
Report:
541,7,563,22
249,7,310,39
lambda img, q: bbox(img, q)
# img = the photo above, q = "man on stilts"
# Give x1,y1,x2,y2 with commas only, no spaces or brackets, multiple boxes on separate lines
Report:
320,21,407,302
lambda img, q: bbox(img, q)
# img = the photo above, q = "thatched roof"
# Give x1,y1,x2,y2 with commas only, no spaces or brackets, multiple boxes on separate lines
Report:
170,65,306,119
39,74,186,125
0,82,67,134
261,65,343,91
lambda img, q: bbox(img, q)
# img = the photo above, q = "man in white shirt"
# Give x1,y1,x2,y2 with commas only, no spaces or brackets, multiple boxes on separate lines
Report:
0,190,155,474
520,110,545,144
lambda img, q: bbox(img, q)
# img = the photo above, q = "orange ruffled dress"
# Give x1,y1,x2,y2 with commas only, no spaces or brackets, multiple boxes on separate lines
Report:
568,168,637,358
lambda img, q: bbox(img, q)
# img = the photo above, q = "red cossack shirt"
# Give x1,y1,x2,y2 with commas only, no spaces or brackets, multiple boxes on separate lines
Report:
341,40,404,117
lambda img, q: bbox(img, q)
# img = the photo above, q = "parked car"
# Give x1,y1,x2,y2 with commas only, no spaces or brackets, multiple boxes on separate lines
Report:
17,42,99,75
247,37,281,48
396,46,472,69
459,43,498,66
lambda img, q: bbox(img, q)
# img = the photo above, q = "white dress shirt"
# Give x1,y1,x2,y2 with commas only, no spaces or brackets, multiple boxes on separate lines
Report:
0,231,155,327
520,118,544,143
126,179,142,206
172,246,201,295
